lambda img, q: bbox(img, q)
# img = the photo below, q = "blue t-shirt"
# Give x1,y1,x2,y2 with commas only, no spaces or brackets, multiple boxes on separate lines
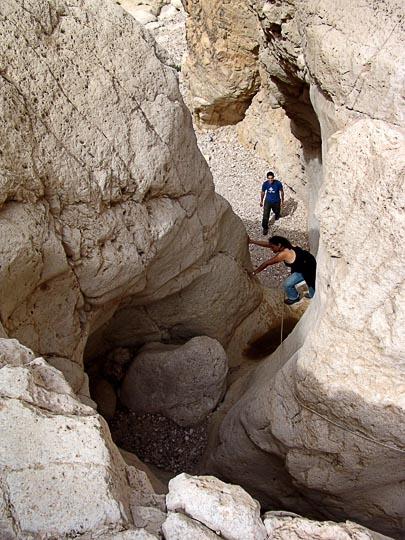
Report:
262,179,283,203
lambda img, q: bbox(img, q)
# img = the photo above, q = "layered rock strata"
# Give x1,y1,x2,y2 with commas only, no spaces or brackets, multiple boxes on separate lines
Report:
182,0,405,537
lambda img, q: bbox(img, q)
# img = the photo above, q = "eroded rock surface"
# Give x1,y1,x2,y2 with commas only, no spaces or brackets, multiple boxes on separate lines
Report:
182,0,260,127
1,0,404,537
120,336,228,426
183,0,405,537
0,339,132,537
166,474,267,540
0,0,264,372
0,0,268,535
161,474,392,540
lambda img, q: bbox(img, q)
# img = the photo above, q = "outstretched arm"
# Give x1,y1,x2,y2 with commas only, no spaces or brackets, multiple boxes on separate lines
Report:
251,251,286,276
248,237,270,248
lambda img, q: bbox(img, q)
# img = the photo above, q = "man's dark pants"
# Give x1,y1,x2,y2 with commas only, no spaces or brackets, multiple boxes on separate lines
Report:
262,201,281,230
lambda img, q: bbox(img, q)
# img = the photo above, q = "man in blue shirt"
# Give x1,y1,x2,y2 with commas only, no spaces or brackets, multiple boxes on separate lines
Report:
260,171,284,235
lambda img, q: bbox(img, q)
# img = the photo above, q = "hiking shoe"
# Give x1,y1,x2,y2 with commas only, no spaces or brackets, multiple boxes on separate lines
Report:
284,297,300,305
262,228,268,235
304,293,312,299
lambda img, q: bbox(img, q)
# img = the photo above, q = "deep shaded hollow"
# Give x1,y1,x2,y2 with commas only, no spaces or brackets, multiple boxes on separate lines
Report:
84,344,211,477
108,407,210,475
244,317,298,359
85,310,299,479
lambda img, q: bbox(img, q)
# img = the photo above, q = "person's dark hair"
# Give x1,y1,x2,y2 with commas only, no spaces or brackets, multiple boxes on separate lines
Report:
266,171,275,178
269,236,292,248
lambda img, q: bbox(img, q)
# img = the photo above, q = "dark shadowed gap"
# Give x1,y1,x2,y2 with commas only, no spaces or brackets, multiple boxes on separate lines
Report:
243,317,298,359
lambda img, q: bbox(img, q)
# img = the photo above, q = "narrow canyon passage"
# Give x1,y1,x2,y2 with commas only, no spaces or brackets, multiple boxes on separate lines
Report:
2,0,403,538
150,6,311,293
83,5,312,483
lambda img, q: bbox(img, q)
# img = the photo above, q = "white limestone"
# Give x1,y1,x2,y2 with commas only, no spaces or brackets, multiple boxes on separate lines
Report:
183,0,405,537
263,512,394,540
163,512,221,539
0,0,263,536
0,0,261,374
1,0,404,537
0,341,133,537
166,474,267,540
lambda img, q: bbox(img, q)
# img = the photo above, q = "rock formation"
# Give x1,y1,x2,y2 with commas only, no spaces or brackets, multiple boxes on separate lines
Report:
116,0,182,26
0,0,269,535
182,0,405,537
0,0,265,372
162,474,390,540
1,0,404,537
182,0,261,127
0,338,160,538
121,336,228,426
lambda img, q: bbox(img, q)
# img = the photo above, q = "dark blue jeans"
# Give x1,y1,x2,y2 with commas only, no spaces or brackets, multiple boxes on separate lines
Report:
262,201,280,229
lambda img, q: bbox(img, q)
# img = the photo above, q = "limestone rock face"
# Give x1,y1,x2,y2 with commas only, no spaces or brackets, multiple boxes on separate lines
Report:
236,89,307,200
163,475,392,540
166,473,267,540
182,0,260,127
0,339,131,537
163,512,221,540
185,0,405,537
120,336,228,426
0,0,262,372
0,0,266,536
262,512,394,540
118,0,169,18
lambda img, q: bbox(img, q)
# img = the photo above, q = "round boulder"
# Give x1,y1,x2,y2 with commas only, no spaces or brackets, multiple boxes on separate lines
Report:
120,336,228,426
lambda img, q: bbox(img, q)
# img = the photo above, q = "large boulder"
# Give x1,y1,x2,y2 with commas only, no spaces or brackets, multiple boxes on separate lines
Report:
0,339,133,537
163,474,391,540
182,0,260,127
163,512,221,540
166,473,267,540
120,336,228,426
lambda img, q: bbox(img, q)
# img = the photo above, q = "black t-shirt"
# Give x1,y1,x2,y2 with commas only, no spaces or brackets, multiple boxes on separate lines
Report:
284,246,317,289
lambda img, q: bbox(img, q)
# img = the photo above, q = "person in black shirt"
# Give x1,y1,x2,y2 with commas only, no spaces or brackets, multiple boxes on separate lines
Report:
249,235,316,305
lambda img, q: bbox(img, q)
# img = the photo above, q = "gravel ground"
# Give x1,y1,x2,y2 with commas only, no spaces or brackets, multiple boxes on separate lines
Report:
109,7,309,478
109,409,210,475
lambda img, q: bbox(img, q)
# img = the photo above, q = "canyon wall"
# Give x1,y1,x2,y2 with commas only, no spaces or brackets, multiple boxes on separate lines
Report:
0,0,265,376
1,0,404,537
182,0,261,127
0,0,271,536
183,0,405,538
